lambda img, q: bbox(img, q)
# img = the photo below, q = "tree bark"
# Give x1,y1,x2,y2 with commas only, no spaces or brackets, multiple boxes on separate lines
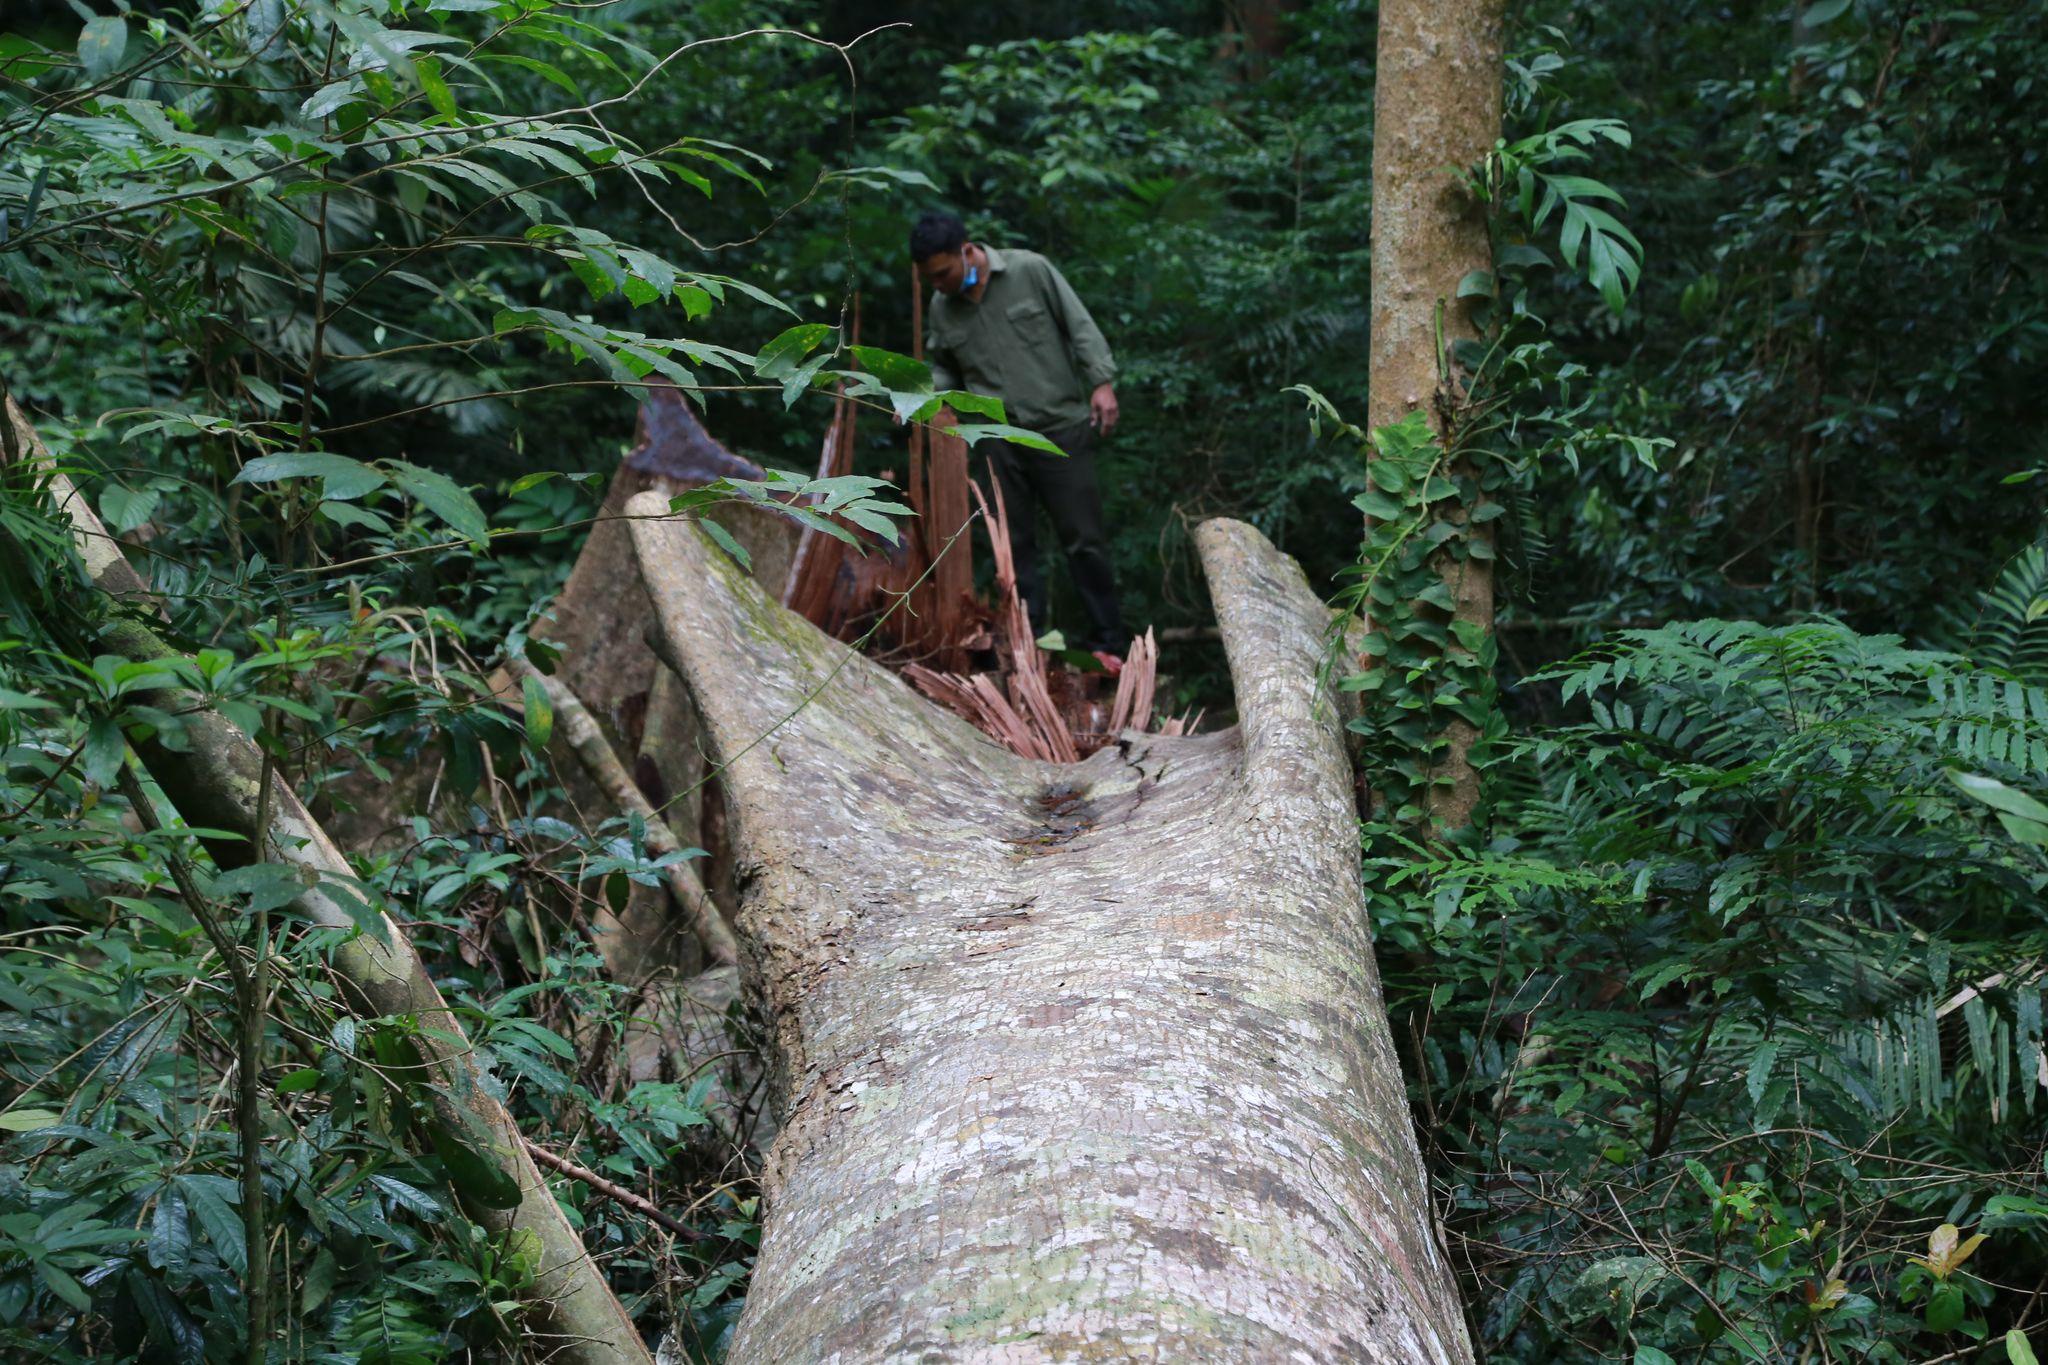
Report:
1368,0,1505,830
3,403,654,1365
545,385,795,738
627,494,1473,1362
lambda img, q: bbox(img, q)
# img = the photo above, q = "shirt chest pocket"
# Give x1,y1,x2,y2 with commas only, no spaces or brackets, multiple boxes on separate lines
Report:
1004,297,1058,345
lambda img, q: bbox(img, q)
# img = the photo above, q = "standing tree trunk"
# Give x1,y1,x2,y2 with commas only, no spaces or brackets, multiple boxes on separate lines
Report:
628,495,1474,1362
1367,0,1506,830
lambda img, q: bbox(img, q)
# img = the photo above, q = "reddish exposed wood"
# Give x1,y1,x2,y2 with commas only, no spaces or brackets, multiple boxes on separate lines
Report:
901,665,1041,759
922,410,975,670
775,276,1164,756
781,302,863,626
1107,629,1160,737
778,410,850,622
979,480,1078,763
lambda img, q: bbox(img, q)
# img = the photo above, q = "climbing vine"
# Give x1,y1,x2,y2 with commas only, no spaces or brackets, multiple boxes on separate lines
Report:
1297,72,1663,834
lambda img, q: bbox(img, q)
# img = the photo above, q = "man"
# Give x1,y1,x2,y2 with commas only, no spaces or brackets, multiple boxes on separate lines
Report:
910,210,1130,663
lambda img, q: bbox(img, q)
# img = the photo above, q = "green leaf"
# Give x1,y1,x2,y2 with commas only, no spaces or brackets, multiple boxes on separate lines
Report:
699,518,752,572
39,1262,91,1311
130,1267,204,1364
1926,1280,1965,1333
101,485,161,533
521,673,554,751
0,35,63,82
302,1247,338,1314
235,452,386,495
953,423,1064,454
843,346,936,421
417,56,457,119
82,715,125,785
429,1117,524,1210
274,1068,320,1094
478,52,581,98
1635,1349,1677,1365
1354,490,1406,521
1497,243,1554,270
752,323,834,379
318,500,390,532
77,16,128,79
210,863,306,915
931,390,1006,420
148,1187,189,1277
175,1175,245,1276
1801,0,1852,25
384,460,490,548
1947,770,2048,824
1746,1041,1778,1106
2008,1329,2040,1365
0,1107,62,1132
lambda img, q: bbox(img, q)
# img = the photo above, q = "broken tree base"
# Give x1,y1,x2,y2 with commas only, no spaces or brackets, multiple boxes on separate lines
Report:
630,495,1473,1362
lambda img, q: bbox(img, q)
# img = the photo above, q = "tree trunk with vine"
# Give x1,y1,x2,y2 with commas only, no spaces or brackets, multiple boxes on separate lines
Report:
1367,0,1506,831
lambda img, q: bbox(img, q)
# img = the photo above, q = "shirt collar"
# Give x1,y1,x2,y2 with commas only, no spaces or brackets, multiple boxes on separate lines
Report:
979,244,1008,275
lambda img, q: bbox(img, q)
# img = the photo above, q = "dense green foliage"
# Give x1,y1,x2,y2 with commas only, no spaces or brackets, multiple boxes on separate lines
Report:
2,0,2046,1361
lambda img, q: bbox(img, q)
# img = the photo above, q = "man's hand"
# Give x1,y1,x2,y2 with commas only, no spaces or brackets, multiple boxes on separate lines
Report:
1089,383,1119,437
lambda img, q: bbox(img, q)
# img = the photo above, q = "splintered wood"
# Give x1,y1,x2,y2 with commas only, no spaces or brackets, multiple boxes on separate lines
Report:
901,480,1169,761
770,270,1169,757
778,289,976,668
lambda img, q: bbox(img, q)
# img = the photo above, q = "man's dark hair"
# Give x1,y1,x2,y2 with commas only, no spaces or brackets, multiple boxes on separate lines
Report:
909,210,968,262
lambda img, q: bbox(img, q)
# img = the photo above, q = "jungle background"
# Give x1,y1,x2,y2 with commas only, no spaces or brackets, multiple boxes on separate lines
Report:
2,0,2047,1360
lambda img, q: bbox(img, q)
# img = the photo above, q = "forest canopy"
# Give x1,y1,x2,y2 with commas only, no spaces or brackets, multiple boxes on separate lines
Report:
1,0,2045,1361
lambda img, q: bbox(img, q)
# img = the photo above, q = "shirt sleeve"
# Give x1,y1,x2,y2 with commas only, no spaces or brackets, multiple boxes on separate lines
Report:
1040,259,1116,389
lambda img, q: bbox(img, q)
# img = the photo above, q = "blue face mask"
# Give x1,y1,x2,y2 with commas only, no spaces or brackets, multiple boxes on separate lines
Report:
961,249,980,292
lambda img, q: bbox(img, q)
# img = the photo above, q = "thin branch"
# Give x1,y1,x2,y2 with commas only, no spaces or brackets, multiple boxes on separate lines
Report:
522,1138,711,1242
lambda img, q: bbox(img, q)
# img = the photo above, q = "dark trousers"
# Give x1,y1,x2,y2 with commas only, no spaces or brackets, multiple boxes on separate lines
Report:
975,419,1129,654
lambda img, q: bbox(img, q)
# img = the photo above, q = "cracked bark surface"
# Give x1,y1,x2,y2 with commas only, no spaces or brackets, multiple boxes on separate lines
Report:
629,494,1472,1362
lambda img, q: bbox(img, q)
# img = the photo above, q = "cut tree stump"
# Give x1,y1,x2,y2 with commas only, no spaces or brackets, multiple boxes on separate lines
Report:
628,494,1473,1363
547,381,795,733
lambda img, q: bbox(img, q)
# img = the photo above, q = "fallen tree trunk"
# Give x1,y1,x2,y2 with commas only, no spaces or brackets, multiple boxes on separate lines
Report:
3,405,653,1365
627,492,1473,1361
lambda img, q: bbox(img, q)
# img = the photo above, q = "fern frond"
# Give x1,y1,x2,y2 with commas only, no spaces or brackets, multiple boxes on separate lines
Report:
1944,544,2048,684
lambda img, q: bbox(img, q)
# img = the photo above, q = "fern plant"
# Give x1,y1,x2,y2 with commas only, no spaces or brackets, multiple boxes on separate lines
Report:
1370,615,2048,1361
1940,543,2048,684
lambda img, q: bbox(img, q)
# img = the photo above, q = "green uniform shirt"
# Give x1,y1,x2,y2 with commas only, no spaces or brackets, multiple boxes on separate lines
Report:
926,246,1116,433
